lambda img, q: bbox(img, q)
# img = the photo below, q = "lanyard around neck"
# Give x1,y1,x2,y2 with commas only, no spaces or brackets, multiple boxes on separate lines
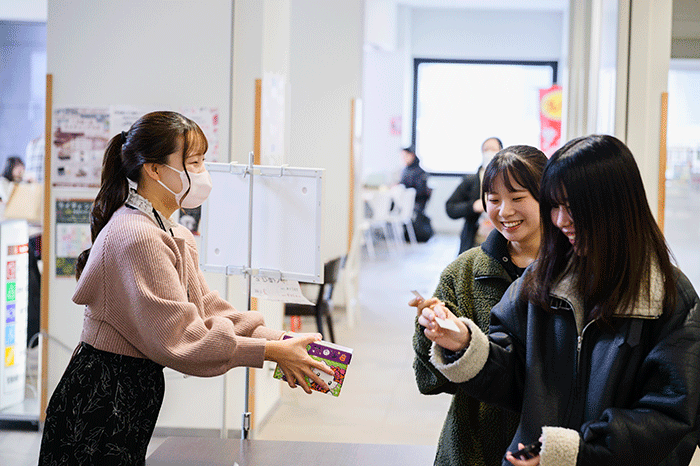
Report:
152,208,174,237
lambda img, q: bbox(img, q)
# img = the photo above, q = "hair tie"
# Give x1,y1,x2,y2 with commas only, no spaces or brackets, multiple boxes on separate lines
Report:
121,131,128,144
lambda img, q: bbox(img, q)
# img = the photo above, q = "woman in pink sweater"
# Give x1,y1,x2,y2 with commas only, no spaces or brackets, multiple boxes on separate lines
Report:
38,111,333,465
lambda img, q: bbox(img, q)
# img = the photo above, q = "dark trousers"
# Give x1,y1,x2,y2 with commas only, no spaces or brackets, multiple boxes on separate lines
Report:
39,343,165,465
27,236,40,347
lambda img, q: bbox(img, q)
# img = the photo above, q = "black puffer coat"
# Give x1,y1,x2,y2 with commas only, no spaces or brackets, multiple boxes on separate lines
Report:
431,267,700,466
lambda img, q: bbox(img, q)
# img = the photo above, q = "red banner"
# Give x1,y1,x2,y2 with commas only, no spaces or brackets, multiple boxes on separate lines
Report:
539,85,562,157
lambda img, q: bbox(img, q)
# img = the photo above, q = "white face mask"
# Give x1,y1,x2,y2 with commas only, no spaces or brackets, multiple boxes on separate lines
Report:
157,164,213,209
482,150,498,168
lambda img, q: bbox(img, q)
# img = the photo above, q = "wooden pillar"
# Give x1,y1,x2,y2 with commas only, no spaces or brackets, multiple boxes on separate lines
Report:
658,92,668,233
39,74,53,421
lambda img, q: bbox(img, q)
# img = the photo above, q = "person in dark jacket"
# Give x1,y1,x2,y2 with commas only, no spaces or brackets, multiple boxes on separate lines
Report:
416,134,700,466
399,147,434,242
412,145,547,466
399,146,431,214
446,137,503,255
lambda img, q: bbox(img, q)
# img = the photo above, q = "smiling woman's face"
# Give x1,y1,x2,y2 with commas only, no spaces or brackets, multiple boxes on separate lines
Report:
485,175,540,246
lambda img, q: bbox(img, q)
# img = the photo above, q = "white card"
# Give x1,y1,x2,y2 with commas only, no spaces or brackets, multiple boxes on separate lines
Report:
435,316,460,332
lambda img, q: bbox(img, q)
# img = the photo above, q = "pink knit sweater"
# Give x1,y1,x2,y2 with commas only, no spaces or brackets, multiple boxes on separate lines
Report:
73,204,284,377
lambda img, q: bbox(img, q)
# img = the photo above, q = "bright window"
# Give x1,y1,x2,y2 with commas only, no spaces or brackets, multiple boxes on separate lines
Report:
412,60,557,174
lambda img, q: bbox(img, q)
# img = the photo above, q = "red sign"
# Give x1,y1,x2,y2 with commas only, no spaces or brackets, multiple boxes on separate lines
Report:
539,85,563,157
6,261,15,280
7,244,28,256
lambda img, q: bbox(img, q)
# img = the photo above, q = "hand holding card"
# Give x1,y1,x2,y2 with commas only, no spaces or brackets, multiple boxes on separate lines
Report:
434,315,460,332
414,293,471,352
411,291,460,332
433,304,461,332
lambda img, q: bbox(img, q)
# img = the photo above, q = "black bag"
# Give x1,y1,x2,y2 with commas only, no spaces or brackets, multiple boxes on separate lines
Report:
408,211,433,242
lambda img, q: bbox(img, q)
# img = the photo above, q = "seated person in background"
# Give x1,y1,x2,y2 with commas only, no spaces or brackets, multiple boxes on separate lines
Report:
399,146,431,214
446,137,503,255
400,146,434,242
0,155,26,202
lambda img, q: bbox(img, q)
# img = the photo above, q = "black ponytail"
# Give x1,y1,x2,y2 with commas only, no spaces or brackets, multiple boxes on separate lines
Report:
75,111,209,279
75,134,129,279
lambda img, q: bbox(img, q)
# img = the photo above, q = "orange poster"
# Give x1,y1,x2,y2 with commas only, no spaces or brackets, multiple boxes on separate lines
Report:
540,85,563,157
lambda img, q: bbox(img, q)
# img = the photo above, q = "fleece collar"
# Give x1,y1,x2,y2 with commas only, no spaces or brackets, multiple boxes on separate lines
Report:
550,260,664,320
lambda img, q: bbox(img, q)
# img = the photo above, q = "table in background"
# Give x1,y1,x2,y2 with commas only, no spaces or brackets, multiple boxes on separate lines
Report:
146,437,437,466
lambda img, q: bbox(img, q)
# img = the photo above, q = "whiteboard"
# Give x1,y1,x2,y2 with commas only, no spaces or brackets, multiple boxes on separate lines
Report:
200,162,324,284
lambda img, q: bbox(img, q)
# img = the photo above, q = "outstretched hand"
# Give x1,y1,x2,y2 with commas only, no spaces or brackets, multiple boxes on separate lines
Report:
416,304,470,352
264,333,334,394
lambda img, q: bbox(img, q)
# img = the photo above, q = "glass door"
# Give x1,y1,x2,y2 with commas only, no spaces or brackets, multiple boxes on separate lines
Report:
664,59,700,291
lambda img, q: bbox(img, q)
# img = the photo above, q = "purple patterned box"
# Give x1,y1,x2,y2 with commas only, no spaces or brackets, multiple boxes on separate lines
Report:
273,334,353,397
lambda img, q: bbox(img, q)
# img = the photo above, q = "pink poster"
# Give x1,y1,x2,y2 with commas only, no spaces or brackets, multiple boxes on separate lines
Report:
539,85,563,157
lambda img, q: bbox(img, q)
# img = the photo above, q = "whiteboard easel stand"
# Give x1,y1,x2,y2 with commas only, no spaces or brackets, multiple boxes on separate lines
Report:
242,150,255,439
202,155,324,440
218,152,256,439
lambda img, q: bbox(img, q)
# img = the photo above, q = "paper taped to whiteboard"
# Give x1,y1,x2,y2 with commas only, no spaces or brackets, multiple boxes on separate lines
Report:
251,276,314,305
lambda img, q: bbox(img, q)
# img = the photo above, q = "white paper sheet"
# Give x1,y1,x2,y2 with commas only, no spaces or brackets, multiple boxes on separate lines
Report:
251,276,314,305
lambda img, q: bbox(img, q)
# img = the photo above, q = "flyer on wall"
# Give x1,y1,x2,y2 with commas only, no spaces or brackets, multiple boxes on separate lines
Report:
52,106,222,188
54,199,92,278
52,108,109,188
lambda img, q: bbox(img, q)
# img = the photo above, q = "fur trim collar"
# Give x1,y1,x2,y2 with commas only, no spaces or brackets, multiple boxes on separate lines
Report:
550,261,664,319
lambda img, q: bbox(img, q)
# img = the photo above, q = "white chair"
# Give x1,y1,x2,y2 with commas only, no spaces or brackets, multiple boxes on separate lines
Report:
387,185,411,251
359,188,398,258
394,186,417,245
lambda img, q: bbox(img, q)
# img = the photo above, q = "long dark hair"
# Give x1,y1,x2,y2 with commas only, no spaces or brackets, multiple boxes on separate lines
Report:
2,156,24,182
524,135,676,325
480,145,547,210
75,111,208,279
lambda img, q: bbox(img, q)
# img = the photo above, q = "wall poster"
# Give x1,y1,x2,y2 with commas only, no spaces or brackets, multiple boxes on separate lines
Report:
539,85,563,157
52,107,222,188
55,199,92,278
52,108,110,188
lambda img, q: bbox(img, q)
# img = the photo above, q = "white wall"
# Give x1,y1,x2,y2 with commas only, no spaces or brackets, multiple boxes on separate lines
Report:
232,0,263,163
361,6,564,233
366,0,398,51
288,0,364,260
411,8,563,60
46,0,243,434
0,0,47,22
361,45,406,187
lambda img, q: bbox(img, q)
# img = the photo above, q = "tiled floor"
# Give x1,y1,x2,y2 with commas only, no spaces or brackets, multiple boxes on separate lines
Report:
253,234,459,446
3,229,700,465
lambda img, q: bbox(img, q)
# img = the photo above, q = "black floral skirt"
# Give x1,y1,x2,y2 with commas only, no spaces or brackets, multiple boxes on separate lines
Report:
39,342,165,466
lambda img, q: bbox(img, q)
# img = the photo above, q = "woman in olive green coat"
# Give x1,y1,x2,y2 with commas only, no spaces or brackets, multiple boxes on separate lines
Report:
412,145,546,466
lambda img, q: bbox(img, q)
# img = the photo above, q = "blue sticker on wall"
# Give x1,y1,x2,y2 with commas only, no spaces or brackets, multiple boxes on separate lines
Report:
5,303,15,323
5,324,15,346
